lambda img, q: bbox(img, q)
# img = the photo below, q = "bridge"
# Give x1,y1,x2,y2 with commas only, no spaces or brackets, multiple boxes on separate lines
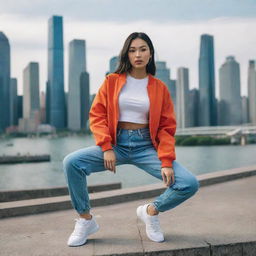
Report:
176,125,256,145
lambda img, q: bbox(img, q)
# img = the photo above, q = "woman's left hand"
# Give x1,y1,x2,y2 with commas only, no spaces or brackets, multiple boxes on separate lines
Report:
161,167,175,187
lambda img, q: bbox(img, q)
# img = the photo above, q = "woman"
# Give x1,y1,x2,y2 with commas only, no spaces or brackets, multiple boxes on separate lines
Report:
63,32,199,247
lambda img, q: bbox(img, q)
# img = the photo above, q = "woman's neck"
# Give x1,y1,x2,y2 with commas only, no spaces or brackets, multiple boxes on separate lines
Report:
128,69,148,79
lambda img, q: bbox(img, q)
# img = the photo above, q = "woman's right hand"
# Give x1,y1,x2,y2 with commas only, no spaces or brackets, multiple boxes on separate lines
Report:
103,149,116,173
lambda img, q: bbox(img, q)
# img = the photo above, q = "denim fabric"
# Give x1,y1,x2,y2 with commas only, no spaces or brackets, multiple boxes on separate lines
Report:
63,127,199,214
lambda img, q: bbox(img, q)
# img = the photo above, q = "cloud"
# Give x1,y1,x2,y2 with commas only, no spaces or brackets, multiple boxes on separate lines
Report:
0,0,256,23
1,13,256,98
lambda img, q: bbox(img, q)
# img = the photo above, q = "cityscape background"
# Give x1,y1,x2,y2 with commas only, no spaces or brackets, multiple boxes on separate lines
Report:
1,1,256,133
0,0,256,191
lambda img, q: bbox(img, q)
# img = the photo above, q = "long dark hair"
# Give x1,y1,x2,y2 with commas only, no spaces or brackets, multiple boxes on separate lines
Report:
114,32,156,75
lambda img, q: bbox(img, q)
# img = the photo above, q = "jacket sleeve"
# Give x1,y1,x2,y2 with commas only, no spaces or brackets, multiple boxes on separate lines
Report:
156,86,176,168
89,76,113,152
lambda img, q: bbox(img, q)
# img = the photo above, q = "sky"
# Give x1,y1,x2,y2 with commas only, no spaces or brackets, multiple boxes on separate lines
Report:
0,0,256,98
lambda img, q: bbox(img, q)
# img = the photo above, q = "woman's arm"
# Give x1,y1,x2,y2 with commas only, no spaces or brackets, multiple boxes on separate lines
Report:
89,76,113,152
156,85,176,168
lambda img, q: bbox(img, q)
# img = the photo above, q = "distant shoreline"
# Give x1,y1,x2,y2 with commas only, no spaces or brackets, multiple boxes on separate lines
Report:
1,131,255,146
0,154,51,164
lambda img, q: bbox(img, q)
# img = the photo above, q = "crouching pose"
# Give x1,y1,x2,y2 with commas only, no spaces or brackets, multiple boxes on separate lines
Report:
63,32,199,247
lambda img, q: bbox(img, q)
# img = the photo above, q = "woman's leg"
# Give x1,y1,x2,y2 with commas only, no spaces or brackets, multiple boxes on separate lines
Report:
63,144,126,215
130,129,200,212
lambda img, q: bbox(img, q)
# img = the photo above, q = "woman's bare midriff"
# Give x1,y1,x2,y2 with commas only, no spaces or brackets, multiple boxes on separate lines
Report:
117,121,149,130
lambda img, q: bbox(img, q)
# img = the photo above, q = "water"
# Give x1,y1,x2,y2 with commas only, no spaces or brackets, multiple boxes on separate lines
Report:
0,135,255,191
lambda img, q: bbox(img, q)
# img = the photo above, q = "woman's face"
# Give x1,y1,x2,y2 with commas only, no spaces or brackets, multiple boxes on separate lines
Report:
128,38,152,70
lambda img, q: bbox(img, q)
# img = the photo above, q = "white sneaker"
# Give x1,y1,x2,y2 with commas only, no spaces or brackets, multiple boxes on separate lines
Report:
136,204,164,242
67,216,99,246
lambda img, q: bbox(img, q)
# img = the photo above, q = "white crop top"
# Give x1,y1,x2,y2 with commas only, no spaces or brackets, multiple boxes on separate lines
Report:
118,73,150,124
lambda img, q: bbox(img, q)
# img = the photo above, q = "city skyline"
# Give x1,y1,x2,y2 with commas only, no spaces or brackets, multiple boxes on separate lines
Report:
0,1,256,97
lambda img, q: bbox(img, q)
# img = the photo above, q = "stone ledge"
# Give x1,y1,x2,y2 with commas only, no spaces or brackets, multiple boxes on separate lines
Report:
1,165,256,219
93,240,256,256
0,182,122,202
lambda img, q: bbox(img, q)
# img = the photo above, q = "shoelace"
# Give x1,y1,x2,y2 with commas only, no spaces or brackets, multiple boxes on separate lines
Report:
148,217,162,233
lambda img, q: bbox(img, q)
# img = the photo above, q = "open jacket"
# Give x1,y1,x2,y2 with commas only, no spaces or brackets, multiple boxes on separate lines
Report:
89,72,176,168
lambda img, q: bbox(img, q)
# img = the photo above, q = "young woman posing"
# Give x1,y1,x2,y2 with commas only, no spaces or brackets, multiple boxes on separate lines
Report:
63,32,199,246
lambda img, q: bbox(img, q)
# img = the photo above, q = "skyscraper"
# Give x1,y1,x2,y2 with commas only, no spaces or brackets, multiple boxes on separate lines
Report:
155,61,176,111
10,78,18,126
23,63,40,119
19,62,40,132
219,56,242,125
176,67,190,128
68,40,86,131
247,60,256,124
40,91,46,124
169,79,177,113
188,88,199,127
198,34,217,126
47,15,66,129
241,96,249,124
155,61,171,91
109,56,119,73
17,96,23,120
0,32,11,132
80,71,90,131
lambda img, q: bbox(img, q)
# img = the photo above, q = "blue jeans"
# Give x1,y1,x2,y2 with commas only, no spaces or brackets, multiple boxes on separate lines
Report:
63,127,199,214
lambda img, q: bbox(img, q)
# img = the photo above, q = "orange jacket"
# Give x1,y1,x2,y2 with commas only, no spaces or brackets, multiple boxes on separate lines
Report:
89,72,176,168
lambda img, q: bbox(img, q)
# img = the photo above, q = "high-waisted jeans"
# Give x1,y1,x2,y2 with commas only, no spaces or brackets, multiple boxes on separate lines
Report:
63,127,199,214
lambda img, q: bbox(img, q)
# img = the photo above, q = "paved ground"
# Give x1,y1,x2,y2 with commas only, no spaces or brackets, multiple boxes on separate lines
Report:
0,176,256,256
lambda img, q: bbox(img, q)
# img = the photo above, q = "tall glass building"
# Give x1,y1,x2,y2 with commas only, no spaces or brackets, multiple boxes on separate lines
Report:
47,15,66,129
10,78,18,126
109,56,119,73
80,71,90,131
176,67,190,128
248,60,256,124
155,61,171,91
198,34,217,126
68,40,86,131
0,32,10,132
23,62,40,119
219,56,242,125
155,61,176,111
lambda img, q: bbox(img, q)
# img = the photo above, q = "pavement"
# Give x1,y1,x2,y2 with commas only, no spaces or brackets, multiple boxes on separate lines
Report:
0,175,256,256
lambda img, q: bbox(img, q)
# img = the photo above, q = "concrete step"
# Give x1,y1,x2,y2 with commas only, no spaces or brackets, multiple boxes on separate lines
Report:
1,175,256,256
0,182,122,202
1,165,255,219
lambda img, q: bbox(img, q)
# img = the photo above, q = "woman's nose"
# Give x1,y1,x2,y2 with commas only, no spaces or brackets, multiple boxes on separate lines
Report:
135,50,141,56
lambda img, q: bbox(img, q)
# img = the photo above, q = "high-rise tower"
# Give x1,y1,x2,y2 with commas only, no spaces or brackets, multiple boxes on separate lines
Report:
218,56,242,125
47,15,66,129
176,67,190,128
199,34,217,126
68,40,86,130
0,32,11,132
248,60,256,124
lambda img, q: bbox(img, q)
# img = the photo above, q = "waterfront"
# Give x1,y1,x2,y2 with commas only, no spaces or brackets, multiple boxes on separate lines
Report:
0,135,256,191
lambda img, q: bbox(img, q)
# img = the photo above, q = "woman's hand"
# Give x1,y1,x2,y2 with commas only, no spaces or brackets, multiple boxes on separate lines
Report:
161,167,175,187
103,149,116,173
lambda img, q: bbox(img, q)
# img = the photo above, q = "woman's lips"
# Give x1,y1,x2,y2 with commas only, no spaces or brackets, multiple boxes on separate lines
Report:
135,61,142,64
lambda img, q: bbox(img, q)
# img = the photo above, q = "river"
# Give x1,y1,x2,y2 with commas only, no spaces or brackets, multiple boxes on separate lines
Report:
0,135,255,191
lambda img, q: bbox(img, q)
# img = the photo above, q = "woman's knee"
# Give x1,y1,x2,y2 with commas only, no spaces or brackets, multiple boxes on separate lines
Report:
63,153,73,171
187,175,200,195
63,152,79,176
